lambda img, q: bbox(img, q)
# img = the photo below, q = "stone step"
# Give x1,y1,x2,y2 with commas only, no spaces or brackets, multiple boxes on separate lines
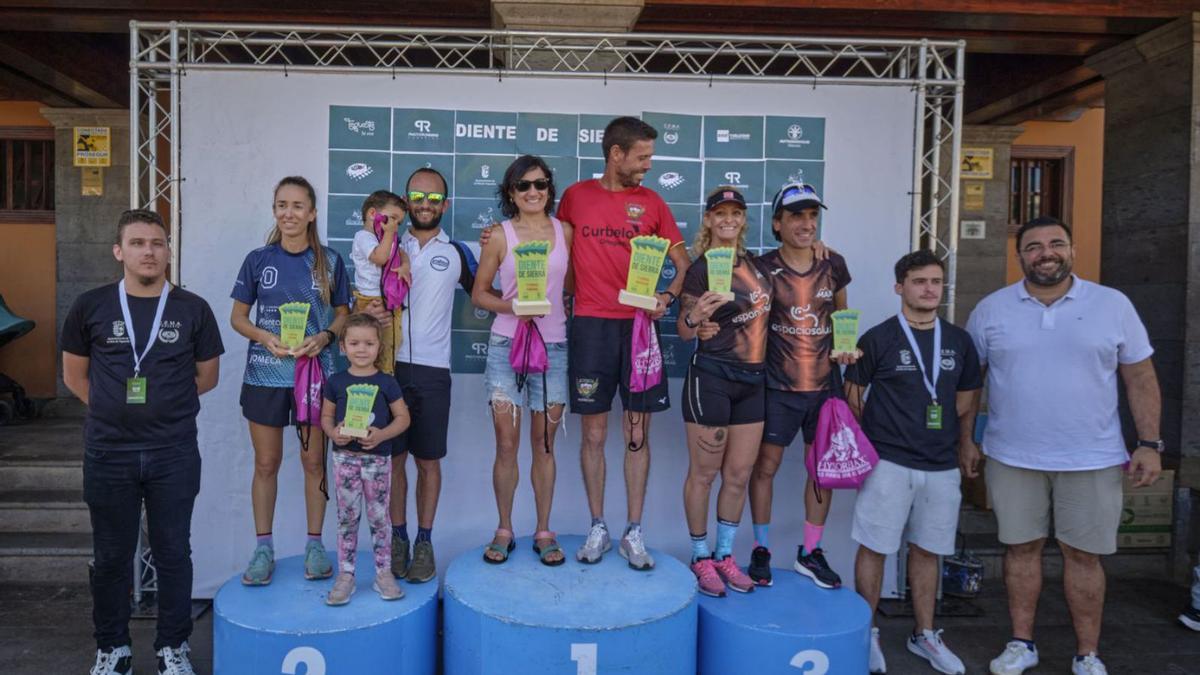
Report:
0,490,90,533
0,461,83,492
0,532,92,584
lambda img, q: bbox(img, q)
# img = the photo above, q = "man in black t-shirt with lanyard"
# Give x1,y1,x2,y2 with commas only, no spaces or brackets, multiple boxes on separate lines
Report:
844,250,981,675
62,209,224,675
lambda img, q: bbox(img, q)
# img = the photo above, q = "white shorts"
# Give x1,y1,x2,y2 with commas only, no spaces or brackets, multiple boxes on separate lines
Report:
851,459,962,556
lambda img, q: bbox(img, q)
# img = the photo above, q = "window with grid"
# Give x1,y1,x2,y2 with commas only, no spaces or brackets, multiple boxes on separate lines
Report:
1009,146,1073,233
0,129,54,222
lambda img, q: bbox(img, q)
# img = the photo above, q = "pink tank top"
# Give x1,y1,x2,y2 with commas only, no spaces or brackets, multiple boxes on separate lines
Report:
492,217,568,342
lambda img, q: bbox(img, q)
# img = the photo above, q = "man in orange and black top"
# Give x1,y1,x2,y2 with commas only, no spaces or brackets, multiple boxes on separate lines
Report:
747,183,854,589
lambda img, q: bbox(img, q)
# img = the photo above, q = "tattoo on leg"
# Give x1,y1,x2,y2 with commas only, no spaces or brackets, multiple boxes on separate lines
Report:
698,426,727,454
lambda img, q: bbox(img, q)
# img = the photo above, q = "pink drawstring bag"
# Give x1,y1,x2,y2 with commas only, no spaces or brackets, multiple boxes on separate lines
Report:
629,310,663,393
293,354,324,428
374,213,410,311
510,320,548,377
807,397,879,490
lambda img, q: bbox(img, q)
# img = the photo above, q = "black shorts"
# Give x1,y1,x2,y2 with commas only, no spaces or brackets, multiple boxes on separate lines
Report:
681,356,765,426
240,383,296,428
393,362,451,460
568,315,671,415
762,388,829,448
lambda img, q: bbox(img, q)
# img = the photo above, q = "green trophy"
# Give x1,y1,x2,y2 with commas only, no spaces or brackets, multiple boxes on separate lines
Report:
512,240,552,316
704,247,736,302
619,235,670,311
342,383,380,439
831,309,861,357
278,302,311,350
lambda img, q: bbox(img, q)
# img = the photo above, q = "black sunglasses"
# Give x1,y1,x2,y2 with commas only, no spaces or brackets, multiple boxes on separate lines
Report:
514,178,551,192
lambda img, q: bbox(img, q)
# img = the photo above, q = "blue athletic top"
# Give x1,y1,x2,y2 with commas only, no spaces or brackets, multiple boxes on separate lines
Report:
232,243,352,387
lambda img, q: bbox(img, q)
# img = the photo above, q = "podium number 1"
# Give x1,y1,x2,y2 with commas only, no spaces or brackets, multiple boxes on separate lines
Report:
571,643,598,675
789,649,829,674
282,646,326,675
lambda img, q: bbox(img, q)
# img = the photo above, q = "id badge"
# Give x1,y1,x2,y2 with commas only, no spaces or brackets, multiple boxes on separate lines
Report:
925,403,943,430
126,377,147,405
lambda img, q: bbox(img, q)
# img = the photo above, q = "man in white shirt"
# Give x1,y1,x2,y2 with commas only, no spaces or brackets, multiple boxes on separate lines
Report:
963,216,1162,675
388,168,476,585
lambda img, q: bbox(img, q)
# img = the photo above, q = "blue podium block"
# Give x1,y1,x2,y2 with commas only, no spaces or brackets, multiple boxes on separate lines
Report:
214,551,437,675
698,569,872,674
444,535,697,675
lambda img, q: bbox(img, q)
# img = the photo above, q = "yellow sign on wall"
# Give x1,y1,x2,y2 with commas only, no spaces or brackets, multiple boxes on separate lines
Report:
73,126,111,167
960,147,993,179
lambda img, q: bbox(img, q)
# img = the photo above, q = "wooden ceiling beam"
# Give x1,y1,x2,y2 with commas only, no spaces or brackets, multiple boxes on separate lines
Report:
644,0,1200,19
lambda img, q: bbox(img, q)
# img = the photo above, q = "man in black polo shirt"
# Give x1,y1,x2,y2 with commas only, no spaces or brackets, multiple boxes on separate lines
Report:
62,209,224,675
844,250,981,675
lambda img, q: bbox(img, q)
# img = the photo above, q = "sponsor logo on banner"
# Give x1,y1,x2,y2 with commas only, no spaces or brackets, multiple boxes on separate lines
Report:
481,165,490,179
345,209,363,228
457,122,517,140
787,169,806,184
778,122,813,149
409,119,439,141
473,164,498,190
473,307,490,320
716,129,751,143
662,265,676,280
662,121,681,145
344,118,376,136
471,341,488,355
658,171,685,190
473,207,497,230
346,162,374,181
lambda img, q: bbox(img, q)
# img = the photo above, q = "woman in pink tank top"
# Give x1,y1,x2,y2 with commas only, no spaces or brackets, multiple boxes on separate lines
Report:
470,155,573,566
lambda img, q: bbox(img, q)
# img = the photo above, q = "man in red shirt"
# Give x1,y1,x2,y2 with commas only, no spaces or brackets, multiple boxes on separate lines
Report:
558,116,690,569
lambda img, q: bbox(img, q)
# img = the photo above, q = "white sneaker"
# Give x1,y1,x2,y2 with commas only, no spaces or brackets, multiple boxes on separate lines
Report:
156,641,196,675
91,645,132,675
618,526,655,570
907,629,965,674
989,640,1038,675
1071,653,1108,675
576,522,611,563
869,627,887,673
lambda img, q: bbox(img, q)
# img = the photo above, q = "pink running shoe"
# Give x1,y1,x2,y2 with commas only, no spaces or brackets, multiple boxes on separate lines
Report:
713,555,755,594
691,557,726,597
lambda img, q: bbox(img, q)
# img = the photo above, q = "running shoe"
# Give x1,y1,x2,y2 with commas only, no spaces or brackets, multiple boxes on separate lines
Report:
91,645,132,675
304,540,333,580
156,642,195,675
869,627,886,674
748,545,773,587
619,527,655,570
794,546,841,589
1179,605,1200,631
906,629,965,675
690,557,726,597
391,534,410,578
373,568,404,600
1071,653,1108,675
712,555,755,594
989,641,1038,675
576,522,611,564
406,540,437,583
325,572,356,606
241,544,274,586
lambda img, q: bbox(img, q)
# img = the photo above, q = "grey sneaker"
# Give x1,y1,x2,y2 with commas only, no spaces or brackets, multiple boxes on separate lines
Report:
391,535,411,578
373,568,405,600
1071,653,1108,675
869,627,886,673
325,572,356,605
304,539,333,580
156,641,195,675
618,527,655,570
241,544,274,586
406,540,436,583
576,522,612,564
91,645,132,675
907,629,965,675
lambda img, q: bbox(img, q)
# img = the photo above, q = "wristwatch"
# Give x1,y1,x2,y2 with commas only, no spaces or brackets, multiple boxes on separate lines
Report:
662,290,678,307
1136,439,1165,453
321,328,337,345
683,313,699,329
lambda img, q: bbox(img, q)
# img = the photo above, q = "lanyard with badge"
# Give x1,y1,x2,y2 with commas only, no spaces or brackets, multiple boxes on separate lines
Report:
897,313,943,429
118,280,169,405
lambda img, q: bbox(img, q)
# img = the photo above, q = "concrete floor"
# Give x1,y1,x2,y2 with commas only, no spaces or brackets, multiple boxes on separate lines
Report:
2,574,1197,674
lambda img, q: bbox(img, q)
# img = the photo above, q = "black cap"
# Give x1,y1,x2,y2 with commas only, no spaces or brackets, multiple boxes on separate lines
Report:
705,187,747,212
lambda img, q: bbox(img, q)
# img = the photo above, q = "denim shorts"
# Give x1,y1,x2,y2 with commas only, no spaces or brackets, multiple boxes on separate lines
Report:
484,332,568,412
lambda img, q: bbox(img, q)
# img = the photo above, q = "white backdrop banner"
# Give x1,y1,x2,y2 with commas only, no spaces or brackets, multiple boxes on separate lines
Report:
181,70,915,597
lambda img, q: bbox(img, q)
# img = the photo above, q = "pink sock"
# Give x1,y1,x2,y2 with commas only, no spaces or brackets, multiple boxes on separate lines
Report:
803,522,824,554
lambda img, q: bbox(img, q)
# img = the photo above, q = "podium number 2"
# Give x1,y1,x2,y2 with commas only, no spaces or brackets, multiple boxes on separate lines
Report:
571,643,598,675
282,646,326,675
789,649,829,674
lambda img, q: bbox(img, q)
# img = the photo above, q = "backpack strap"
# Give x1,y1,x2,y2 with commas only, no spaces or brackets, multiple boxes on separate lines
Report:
450,240,478,293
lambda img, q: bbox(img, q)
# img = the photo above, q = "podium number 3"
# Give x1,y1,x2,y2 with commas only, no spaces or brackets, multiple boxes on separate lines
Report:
571,643,598,675
282,646,326,675
790,649,829,674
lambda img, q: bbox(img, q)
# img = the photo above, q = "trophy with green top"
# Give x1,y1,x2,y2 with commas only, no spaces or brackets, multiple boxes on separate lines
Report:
831,309,861,357
619,235,670,310
277,302,310,350
704,246,736,302
512,239,552,316
341,383,380,439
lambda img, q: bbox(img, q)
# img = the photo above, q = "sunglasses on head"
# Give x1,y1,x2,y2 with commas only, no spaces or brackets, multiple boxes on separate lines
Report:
407,190,446,204
514,178,551,192
780,183,818,202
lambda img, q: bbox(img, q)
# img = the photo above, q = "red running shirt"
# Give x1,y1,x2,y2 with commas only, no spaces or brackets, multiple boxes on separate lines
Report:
556,179,684,319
